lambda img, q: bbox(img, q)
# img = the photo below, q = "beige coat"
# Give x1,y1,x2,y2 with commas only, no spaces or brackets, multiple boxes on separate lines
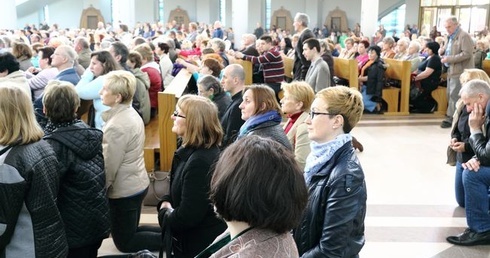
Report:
0,70,31,100
102,104,149,199
284,112,310,170
445,28,474,78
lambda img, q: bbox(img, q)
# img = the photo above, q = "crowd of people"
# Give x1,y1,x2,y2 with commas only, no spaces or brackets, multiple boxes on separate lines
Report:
0,9,490,258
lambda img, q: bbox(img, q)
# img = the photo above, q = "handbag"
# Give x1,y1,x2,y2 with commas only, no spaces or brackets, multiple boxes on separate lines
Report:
446,145,457,166
143,171,170,206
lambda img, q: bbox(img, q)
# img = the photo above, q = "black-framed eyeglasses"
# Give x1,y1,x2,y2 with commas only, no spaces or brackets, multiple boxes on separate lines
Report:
308,111,338,119
173,110,186,119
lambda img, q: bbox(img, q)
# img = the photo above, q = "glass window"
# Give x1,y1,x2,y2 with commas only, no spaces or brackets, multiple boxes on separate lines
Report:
379,4,406,38
265,0,271,31
220,0,226,26
158,0,164,23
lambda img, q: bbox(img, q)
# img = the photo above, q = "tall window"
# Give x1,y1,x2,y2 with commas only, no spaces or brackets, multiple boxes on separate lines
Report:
379,4,406,37
220,0,226,26
265,0,271,30
420,0,489,35
43,5,50,24
158,0,164,23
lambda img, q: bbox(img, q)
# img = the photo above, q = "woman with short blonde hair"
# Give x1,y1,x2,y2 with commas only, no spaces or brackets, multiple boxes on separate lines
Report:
158,94,226,257
100,70,161,252
294,86,366,257
280,81,315,169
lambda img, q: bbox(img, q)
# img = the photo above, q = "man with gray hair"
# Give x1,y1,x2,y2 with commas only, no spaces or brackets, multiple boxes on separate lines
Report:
34,45,81,127
293,12,315,81
440,16,474,128
447,79,490,246
73,36,91,69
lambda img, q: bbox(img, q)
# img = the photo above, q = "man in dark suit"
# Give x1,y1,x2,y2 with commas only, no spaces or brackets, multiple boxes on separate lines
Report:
293,12,315,81
220,64,245,149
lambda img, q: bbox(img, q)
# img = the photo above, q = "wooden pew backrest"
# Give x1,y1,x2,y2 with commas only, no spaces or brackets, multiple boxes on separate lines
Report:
235,59,253,85
383,59,411,115
333,57,358,89
483,60,490,78
283,56,294,79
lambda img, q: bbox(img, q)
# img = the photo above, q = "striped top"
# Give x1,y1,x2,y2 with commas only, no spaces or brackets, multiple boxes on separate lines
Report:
244,49,284,83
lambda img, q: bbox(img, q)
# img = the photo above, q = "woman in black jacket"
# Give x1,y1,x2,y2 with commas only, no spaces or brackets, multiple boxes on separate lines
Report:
43,80,110,258
358,45,386,113
0,86,68,258
294,86,367,257
158,95,226,258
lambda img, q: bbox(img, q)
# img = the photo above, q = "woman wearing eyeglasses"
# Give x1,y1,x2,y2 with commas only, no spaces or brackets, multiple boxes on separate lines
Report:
293,86,367,257
158,94,226,258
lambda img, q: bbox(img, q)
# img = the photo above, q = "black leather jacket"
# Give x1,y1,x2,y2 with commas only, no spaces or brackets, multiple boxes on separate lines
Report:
469,100,490,165
294,142,367,258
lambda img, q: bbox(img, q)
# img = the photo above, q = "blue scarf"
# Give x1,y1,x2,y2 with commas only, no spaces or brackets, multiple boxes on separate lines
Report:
238,110,282,137
304,133,352,185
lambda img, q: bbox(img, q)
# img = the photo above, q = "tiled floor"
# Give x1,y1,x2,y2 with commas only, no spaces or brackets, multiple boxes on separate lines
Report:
98,113,490,258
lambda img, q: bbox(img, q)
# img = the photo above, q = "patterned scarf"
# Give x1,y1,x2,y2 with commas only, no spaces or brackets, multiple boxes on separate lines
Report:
44,119,80,134
304,133,352,185
238,110,282,137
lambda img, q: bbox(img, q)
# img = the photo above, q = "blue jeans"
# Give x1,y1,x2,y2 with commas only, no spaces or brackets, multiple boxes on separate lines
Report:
361,85,377,112
455,161,465,207
463,166,490,232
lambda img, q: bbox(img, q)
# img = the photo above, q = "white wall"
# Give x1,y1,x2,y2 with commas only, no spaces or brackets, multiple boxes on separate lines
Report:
13,0,418,33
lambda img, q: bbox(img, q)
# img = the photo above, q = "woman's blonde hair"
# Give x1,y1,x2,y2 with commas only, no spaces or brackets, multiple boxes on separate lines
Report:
316,86,364,133
281,81,315,112
177,94,223,148
460,69,490,85
0,86,43,145
104,70,136,105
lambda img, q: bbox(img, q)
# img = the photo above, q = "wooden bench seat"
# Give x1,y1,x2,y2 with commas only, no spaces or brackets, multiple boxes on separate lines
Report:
234,59,253,85
431,86,448,115
383,59,411,115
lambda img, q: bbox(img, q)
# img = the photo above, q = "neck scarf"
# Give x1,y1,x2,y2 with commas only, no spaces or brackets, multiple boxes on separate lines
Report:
44,119,80,134
304,133,352,185
239,110,282,137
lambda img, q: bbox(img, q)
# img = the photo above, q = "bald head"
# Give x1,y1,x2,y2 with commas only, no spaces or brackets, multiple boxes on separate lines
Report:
221,64,245,95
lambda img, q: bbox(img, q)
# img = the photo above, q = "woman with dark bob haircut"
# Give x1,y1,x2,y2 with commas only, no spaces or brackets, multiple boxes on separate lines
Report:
195,135,308,257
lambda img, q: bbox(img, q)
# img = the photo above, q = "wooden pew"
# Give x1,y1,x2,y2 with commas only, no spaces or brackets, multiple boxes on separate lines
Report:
383,59,411,115
483,59,490,78
234,59,253,85
431,86,448,115
333,57,358,89
144,69,190,172
283,56,294,80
